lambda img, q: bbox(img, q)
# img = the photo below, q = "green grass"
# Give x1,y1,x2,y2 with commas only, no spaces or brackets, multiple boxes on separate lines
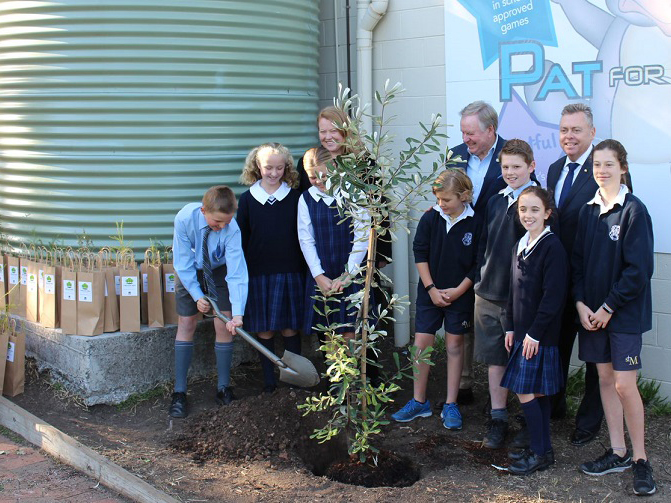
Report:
565,366,671,417
115,383,170,411
0,425,27,446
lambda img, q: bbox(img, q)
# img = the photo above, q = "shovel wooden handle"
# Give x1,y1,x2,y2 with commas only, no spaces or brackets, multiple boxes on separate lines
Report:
205,296,288,369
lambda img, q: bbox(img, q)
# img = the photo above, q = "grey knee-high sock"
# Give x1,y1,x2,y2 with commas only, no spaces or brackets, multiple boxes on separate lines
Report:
215,341,234,391
174,341,194,393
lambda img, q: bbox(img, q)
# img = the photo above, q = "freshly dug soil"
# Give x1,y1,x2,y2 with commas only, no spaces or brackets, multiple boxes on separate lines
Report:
325,450,419,487
10,336,671,502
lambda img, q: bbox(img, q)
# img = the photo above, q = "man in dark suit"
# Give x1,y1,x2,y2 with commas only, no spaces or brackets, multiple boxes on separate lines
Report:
546,103,604,445
450,101,507,404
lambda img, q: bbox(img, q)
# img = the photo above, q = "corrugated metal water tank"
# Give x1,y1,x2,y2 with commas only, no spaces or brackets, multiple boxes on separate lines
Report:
0,0,319,252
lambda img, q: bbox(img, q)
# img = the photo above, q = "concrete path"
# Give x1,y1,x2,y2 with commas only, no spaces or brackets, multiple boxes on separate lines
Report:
0,433,129,503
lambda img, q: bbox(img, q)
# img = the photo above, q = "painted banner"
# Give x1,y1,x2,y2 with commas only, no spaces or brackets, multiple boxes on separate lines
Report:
445,0,671,252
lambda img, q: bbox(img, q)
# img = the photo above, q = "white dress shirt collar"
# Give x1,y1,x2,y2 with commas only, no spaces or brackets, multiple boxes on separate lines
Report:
250,180,291,205
432,203,474,234
517,226,552,257
308,185,334,205
588,184,629,215
564,145,593,169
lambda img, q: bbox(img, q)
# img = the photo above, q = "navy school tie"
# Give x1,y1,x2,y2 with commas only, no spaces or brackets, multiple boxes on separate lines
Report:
202,227,218,303
558,162,579,208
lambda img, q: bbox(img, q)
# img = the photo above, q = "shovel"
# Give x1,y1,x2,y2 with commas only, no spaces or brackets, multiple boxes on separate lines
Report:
205,297,320,388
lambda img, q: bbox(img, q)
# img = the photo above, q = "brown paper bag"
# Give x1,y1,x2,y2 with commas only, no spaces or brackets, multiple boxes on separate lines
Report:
100,249,120,333
41,262,59,329
60,252,78,335
119,253,141,333
0,315,11,395
18,256,29,318
25,257,39,323
6,255,21,315
76,254,105,336
0,255,6,309
145,249,164,328
3,318,25,397
162,257,178,326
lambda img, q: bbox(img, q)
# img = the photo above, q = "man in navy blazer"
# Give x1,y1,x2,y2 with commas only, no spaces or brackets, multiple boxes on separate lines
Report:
546,103,603,445
448,101,506,405
451,101,507,215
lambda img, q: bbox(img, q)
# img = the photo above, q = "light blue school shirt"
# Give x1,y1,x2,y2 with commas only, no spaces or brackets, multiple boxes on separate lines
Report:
173,202,248,316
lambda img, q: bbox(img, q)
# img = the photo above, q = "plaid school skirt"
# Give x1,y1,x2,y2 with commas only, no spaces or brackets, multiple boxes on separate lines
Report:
244,272,304,332
500,340,563,396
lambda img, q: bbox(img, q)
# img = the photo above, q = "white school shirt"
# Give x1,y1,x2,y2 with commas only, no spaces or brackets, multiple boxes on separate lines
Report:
297,186,369,279
500,179,536,209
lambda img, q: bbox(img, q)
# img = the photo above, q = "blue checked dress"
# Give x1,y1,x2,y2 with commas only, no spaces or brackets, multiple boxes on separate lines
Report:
302,193,363,335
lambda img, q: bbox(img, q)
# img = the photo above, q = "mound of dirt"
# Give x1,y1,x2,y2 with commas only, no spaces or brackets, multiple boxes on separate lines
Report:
171,388,309,465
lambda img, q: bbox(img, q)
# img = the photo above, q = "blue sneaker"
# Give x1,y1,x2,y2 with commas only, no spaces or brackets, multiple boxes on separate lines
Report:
441,402,462,430
391,398,432,422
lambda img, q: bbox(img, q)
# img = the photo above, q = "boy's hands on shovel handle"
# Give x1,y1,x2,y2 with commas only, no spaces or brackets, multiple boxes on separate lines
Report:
197,297,212,313
226,315,243,336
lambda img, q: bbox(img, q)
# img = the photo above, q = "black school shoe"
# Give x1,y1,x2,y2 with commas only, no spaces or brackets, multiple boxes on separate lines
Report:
216,386,236,406
169,392,188,418
508,449,552,476
632,459,657,496
483,418,508,449
509,448,554,465
580,448,632,475
571,427,599,446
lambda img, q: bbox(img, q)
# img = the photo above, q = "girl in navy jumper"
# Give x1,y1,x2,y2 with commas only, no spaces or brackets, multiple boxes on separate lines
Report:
237,142,305,393
297,146,368,343
573,140,656,496
501,186,567,475
391,169,481,430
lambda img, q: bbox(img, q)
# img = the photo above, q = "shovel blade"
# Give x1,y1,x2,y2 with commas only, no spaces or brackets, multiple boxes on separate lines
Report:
278,350,320,388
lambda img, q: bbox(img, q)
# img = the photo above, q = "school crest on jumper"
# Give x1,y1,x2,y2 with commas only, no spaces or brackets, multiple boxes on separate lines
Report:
462,232,473,246
609,225,621,241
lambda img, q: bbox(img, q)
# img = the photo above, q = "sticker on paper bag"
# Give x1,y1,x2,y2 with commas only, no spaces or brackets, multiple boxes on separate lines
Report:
28,273,37,293
20,266,28,285
165,273,176,293
122,276,138,297
7,341,15,363
9,266,19,284
78,281,93,302
63,280,76,301
44,274,55,294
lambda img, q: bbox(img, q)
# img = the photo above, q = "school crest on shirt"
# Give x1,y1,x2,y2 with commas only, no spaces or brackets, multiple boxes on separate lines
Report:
462,232,473,246
609,225,621,241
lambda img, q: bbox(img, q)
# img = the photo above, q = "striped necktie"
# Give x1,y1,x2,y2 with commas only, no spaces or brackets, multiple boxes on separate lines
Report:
202,227,218,302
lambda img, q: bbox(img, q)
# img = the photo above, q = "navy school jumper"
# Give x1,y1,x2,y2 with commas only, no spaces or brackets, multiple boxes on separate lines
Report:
413,208,482,313
505,232,568,345
572,193,653,334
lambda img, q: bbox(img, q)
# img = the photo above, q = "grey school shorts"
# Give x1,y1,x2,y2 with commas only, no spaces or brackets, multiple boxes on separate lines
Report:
175,265,231,317
474,295,509,366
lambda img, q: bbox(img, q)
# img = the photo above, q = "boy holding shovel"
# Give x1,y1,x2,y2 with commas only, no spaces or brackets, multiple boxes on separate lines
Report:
169,185,248,418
